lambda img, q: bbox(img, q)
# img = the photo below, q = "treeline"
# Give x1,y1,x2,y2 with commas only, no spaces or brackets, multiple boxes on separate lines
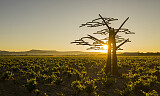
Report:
119,52,160,56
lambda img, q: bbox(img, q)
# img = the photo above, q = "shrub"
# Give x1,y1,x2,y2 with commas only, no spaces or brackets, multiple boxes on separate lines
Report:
101,76,116,88
115,87,134,96
0,71,14,80
142,90,158,96
25,78,37,92
129,80,150,93
74,70,82,80
84,79,97,95
71,80,84,95
45,74,57,83
51,77,63,85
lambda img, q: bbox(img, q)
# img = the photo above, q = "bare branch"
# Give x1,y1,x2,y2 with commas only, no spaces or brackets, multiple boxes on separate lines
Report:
107,17,118,21
99,14,111,30
87,34,105,44
93,41,100,44
93,32,108,35
116,38,130,49
70,41,80,44
117,48,123,50
80,15,118,28
93,29,109,35
79,19,106,28
81,37,90,39
87,46,101,50
125,31,135,34
94,44,103,46
92,18,103,22
115,17,129,35
79,43,91,46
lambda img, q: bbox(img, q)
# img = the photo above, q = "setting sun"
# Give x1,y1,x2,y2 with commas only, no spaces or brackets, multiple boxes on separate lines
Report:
103,45,108,50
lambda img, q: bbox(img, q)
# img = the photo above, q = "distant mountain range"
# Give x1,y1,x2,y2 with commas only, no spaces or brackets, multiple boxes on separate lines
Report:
0,50,159,56
0,49,99,55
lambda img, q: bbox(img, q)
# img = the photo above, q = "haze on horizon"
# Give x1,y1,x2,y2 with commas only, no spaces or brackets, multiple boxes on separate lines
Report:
0,0,160,52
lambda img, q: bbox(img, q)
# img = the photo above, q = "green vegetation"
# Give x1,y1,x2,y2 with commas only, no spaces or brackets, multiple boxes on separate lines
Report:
25,78,37,92
0,56,159,96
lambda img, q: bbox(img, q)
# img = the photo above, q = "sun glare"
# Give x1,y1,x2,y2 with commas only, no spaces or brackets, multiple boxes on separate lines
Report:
103,45,108,50
93,45,108,53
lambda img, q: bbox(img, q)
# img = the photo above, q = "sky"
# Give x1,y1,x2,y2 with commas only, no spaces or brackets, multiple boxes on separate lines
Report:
0,0,160,52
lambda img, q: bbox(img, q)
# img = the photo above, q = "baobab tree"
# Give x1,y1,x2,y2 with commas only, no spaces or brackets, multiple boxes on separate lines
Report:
71,14,135,75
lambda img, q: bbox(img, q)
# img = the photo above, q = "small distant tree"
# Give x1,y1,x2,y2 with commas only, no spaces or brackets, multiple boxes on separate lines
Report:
71,14,135,75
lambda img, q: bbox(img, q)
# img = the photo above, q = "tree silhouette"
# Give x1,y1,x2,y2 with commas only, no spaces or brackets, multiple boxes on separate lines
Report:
71,14,135,75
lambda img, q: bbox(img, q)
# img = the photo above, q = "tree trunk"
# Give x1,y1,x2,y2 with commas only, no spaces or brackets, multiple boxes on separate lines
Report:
112,34,119,75
105,31,112,74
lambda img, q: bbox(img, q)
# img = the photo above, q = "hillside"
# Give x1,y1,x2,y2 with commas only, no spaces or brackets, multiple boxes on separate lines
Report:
0,49,98,55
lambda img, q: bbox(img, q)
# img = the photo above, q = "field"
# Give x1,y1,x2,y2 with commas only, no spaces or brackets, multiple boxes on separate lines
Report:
0,56,160,96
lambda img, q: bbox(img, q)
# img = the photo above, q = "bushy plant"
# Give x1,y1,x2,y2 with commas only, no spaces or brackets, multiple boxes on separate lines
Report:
34,89,41,95
25,78,37,92
102,77,116,88
71,80,84,95
66,70,73,77
129,80,150,93
115,87,134,96
45,74,57,83
0,71,14,80
34,89,49,96
101,75,116,88
53,70,60,76
84,79,97,95
56,92,65,96
11,66,19,72
74,70,82,80
51,77,63,85
142,90,158,96
36,73,47,83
